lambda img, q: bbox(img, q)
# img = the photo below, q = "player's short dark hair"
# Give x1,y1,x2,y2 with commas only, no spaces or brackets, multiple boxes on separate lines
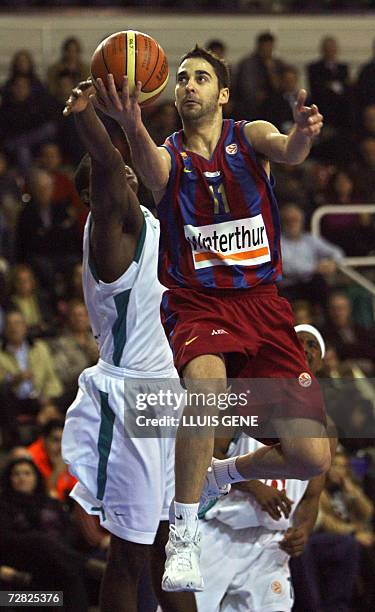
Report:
178,44,230,90
74,153,91,202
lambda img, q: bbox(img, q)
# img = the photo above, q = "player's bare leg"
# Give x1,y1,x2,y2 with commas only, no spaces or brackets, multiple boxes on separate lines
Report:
212,418,331,488
162,354,227,592
100,535,149,612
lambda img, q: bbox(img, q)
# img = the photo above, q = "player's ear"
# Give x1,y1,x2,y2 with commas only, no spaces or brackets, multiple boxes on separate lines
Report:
219,87,229,106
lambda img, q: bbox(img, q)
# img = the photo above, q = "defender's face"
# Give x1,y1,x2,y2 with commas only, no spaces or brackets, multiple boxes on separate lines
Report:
297,331,322,374
175,57,228,122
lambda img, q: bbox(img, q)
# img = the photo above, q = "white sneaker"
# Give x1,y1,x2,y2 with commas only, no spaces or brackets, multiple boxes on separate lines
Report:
162,523,204,592
198,459,231,514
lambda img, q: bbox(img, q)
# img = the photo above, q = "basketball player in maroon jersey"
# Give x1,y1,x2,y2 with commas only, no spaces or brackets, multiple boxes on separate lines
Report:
94,46,329,592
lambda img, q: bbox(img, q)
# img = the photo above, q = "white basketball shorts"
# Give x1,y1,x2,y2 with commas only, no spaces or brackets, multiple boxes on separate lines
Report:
62,359,177,544
196,520,293,612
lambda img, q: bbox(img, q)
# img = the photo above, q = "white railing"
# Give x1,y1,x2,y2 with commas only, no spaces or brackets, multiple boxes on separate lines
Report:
311,204,375,297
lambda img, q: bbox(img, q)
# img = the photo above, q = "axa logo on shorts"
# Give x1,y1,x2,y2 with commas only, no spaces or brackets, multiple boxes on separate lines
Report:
211,329,228,335
184,215,271,270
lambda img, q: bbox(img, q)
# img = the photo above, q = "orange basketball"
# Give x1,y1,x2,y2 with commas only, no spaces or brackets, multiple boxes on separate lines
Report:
91,30,169,106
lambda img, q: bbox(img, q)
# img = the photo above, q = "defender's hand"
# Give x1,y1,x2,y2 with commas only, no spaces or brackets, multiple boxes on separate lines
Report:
252,482,294,520
293,89,323,137
63,80,95,116
279,526,309,556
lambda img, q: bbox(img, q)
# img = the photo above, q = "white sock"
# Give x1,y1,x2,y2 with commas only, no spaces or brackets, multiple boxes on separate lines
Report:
212,456,247,487
174,501,199,536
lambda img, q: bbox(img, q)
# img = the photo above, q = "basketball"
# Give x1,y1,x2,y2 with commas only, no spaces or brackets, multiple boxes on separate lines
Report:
91,30,169,106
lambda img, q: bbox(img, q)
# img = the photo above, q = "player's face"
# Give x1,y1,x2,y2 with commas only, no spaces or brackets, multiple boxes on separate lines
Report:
297,331,322,374
175,58,229,122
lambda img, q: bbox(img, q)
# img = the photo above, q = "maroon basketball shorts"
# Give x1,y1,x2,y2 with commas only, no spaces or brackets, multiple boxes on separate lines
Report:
160,284,326,426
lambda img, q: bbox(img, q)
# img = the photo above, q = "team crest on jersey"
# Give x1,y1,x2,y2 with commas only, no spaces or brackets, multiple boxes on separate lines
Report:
225,143,238,155
271,581,283,594
299,372,312,387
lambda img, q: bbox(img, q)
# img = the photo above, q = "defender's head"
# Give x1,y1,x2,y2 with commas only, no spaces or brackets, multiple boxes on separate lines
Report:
295,324,326,374
74,153,139,206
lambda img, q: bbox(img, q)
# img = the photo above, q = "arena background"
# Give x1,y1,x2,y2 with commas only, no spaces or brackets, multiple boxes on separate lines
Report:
1,1,375,611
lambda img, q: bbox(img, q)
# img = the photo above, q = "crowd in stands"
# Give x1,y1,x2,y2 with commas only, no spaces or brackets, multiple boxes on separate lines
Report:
0,29,375,611
3,1,375,12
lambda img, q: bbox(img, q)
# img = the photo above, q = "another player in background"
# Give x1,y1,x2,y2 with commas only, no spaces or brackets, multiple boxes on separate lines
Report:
61,83,196,612
94,45,329,592
196,325,336,612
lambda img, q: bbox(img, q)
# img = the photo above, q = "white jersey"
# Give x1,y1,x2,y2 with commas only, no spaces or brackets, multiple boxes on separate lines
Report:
205,434,308,530
82,207,174,375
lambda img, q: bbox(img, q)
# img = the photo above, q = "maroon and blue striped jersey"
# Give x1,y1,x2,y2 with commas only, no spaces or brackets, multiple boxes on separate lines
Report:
157,119,282,290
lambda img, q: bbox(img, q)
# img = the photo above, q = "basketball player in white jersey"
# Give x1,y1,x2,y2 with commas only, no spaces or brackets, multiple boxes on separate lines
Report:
196,325,336,612
61,82,196,612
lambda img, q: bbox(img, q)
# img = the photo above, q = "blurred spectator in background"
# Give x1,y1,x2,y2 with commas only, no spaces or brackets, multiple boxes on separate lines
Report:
321,168,375,256
314,450,375,610
9,264,55,338
260,64,303,133
58,262,85,318
0,310,62,446
323,292,375,373
351,136,375,203
145,101,180,146
205,39,227,58
1,50,45,99
0,457,89,611
305,160,336,214
0,151,21,263
0,76,57,175
339,397,375,454
307,35,351,131
279,203,343,308
360,104,375,140
49,300,98,402
28,419,76,501
47,37,89,98
16,169,81,289
0,310,62,401
272,163,310,210
356,37,375,110
234,31,286,120
50,70,86,166
35,142,86,231
292,300,314,325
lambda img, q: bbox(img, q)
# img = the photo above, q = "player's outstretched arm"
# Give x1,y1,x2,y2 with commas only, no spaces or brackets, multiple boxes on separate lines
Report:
93,75,171,196
64,80,120,167
245,89,323,165
64,80,144,282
